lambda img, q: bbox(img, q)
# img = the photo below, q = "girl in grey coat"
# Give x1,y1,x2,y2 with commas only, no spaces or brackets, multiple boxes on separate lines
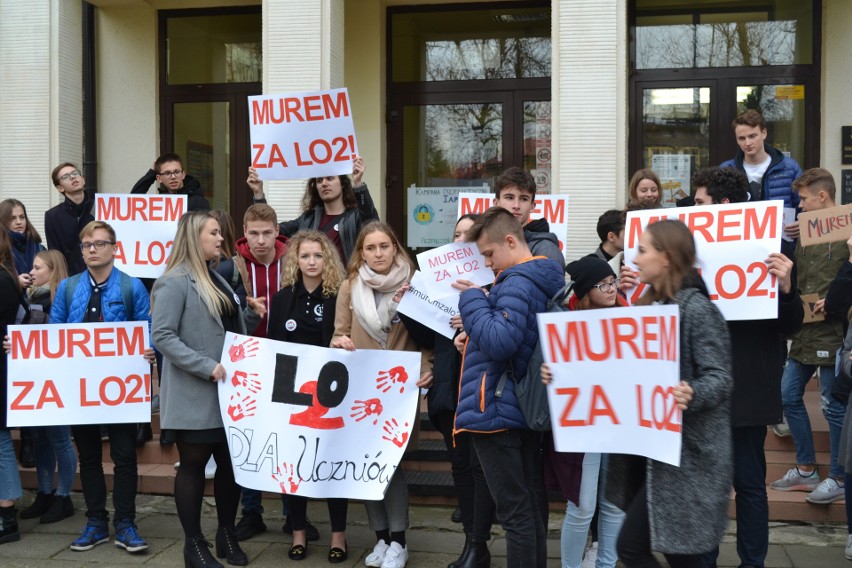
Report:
610,220,733,567
152,211,262,568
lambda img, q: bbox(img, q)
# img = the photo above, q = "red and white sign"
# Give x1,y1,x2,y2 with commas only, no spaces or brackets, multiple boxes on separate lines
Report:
219,333,420,500
6,322,152,427
95,194,186,279
537,305,682,466
248,88,359,180
456,192,569,259
623,201,783,320
416,241,493,299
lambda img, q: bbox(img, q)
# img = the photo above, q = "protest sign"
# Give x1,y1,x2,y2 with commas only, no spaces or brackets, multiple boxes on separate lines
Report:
248,88,358,180
456,192,569,259
416,241,493,299
623,201,783,320
6,322,152,427
95,194,185,279
407,185,490,248
219,333,420,500
798,203,852,245
397,271,459,339
537,305,682,466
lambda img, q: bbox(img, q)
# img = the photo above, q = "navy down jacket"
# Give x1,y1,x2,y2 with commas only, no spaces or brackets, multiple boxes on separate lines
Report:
720,143,802,209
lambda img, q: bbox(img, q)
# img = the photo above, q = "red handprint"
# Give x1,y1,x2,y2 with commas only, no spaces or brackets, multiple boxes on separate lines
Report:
350,398,384,424
230,370,262,394
381,418,410,448
229,337,259,362
227,391,257,422
376,366,409,394
271,463,300,494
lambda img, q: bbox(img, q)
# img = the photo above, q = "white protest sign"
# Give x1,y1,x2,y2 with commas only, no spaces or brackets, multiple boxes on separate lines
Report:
537,305,682,466
457,192,569,259
249,88,359,180
416,241,493,299
219,333,420,500
397,271,458,339
6,322,152,427
623,201,783,320
407,185,490,248
95,194,186,279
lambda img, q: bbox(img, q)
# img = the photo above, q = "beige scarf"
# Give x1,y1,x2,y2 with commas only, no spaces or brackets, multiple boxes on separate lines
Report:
351,255,411,348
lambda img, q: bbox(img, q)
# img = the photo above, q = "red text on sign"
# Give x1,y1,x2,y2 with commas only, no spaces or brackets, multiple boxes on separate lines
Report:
10,380,64,410
545,315,677,364
96,196,184,222
114,241,173,266
251,92,350,125
10,326,146,360
555,385,621,427
636,384,681,432
79,374,151,407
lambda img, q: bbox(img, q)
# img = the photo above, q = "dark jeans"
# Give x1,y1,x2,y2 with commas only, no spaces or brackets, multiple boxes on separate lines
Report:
472,430,546,568
703,425,768,568
617,484,704,568
469,440,496,543
71,423,137,529
432,411,475,533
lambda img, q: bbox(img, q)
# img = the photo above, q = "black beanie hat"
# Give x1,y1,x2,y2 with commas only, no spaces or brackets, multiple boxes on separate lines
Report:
565,257,617,300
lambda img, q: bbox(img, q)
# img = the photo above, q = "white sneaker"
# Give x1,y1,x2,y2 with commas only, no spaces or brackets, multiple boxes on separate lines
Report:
845,534,852,560
582,541,598,568
365,539,389,567
173,461,180,471
204,456,217,480
380,542,408,568
771,420,791,437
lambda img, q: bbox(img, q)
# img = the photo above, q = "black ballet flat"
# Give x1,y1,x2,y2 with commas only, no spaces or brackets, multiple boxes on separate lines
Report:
328,542,347,564
288,543,307,561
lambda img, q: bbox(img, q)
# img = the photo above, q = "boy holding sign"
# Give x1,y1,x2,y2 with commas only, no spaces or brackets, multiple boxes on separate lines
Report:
452,207,564,568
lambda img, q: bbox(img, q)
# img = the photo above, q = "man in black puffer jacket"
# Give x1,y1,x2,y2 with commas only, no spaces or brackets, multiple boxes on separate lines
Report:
130,153,210,212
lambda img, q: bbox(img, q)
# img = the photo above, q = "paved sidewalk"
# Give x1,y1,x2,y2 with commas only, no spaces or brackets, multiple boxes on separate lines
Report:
0,493,847,567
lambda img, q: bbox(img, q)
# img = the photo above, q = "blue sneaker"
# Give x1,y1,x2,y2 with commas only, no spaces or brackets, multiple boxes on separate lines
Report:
70,521,110,551
114,524,148,553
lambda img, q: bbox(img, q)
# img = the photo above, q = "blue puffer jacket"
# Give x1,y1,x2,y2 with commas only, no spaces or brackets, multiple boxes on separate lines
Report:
51,268,151,327
720,143,802,209
454,257,564,433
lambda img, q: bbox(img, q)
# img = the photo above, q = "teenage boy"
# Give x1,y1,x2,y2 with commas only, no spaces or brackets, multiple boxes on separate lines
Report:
248,155,377,264
45,162,95,275
452,207,564,568
493,167,564,267
692,167,803,568
720,109,802,238
590,209,624,262
770,168,848,504
50,221,155,554
131,153,211,211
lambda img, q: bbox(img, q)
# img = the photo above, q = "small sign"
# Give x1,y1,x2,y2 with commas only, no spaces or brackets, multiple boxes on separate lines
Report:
800,293,825,324
842,170,852,205
416,241,493,299
775,85,804,100
843,127,852,165
798,203,852,246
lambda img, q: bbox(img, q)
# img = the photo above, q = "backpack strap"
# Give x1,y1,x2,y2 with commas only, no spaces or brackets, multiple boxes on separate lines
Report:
118,271,135,320
64,273,83,313
548,282,574,311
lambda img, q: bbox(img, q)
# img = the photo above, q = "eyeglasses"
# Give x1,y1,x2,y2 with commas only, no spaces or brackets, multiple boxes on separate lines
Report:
592,279,620,293
79,240,115,251
158,169,183,178
59,170,82,182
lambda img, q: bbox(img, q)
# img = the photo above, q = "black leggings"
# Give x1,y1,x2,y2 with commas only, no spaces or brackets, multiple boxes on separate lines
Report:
616,485,704,568
175,440,240,538
289,495,348,533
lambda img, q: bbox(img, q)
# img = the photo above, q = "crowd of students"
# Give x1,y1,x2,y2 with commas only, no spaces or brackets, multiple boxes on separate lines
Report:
1,108,852,568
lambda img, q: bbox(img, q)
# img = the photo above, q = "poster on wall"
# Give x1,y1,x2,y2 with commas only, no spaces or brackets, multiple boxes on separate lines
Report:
531,101,552,193
651,153,692,208
407,185,490,248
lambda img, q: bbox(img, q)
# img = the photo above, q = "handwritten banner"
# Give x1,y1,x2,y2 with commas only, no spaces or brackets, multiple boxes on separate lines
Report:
456,192,569,258
249,88,359,180
95,194,186,279
537,305,682,466
416,241,493,299
798,203,852,245
6,322,152,427
219,333,420,500
397,271,459,339
623,201,783,320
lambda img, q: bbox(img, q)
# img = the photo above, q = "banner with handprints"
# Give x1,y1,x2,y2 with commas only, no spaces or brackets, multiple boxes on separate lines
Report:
218,332,421,500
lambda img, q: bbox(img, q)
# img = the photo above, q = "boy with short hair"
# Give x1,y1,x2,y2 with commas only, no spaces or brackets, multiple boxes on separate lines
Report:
452,207,564,568
45,162,95,275
131,153,211,212
590,209,624,262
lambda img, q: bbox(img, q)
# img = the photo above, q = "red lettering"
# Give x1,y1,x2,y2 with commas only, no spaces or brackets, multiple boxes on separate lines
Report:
542,199,565,224
686,210,714,242
547,322,585,363
636,385,652,428
303,95,323,120
80,378,100,407
284,97,304,122
588,385,620,425
289,381,344,430
10,381,35,410
659,316,677,362
9,329,37,360
716,209,741,242
251,144,266,168
641,316,658,360
744,205,777,240
100,376,126,407
556,387,586,427
460,197,491,216
36,380,64,409
94,328,116,357
610,317,641,359
322,91,350,118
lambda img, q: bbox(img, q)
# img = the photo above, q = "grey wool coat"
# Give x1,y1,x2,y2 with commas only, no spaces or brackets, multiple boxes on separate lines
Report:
152,267,260,431
607,287,734,555
836,323,852,472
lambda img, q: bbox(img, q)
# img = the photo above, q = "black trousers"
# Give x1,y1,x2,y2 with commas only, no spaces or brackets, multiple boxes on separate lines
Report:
432,411,475,533
289,496,348,533
71,423,137,528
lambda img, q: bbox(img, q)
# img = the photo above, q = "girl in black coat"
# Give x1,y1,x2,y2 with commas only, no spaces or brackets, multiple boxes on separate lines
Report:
267,230,348,563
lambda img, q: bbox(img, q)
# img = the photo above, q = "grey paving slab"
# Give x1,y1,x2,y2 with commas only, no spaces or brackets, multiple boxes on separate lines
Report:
782,543,847,568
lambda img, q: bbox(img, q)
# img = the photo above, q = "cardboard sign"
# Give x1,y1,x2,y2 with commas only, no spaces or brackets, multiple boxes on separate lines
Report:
407,185,490,248
95,194,186,279
797,204,852,246
6,322,152,427
456,192,569,259
248,89,359,180
397,271,459,339
800,293,825,323
416,241,493,299
219,333,420,500
623,201,783,321
537,305,682,466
